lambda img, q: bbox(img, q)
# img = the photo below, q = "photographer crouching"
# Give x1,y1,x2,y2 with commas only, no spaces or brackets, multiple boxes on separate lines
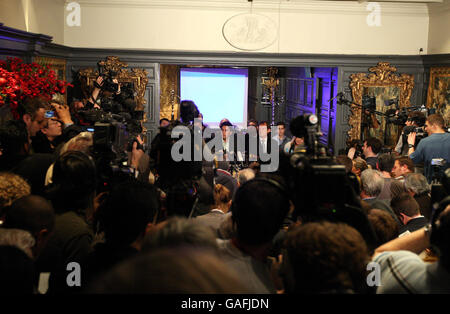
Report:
407,114,450,183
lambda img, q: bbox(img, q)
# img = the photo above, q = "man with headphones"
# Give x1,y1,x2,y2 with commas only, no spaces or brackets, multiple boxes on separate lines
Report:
394,111,426,156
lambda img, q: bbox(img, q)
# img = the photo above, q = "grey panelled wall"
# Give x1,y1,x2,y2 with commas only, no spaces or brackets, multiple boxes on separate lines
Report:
0,24,449,154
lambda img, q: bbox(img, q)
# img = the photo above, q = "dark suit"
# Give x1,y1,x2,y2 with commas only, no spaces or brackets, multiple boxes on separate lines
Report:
256,136,278,164
399,216,428,235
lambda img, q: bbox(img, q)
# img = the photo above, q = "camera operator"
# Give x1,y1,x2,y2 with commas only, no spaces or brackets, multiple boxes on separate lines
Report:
347,137,382,170
87,75,122,111
408,114,450,183
86,76,105,109
394,111,426,156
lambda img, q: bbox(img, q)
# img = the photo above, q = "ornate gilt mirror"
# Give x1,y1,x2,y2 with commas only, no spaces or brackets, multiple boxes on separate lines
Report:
348,62,414,147
78,56,149,130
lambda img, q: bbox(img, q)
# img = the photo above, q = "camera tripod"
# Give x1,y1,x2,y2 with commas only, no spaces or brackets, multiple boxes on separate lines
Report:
334,93,389,143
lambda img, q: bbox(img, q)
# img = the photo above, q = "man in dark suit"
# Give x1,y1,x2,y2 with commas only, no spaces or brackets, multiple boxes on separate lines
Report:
391,192,428,236
257,121,278,165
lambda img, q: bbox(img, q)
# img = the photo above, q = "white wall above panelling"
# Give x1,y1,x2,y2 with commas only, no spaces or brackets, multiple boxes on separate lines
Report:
0,0,65,44
68,0,430,14
427,0,450,54
1,0,444,54
63,0,430,54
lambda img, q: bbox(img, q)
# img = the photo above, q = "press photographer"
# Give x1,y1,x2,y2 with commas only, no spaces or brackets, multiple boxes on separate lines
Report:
408,113,450,183
394,110,426,155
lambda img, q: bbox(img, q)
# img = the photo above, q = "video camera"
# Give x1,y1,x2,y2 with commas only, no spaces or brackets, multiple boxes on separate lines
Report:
387,109,409,125
94,70,120,94
362,95,376,111
76,74,145,190
348,139,363,158
284,113,378,250
289,114,326,158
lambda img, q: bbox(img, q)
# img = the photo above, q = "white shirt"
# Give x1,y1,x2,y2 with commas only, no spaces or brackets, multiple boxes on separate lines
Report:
260,137,268,154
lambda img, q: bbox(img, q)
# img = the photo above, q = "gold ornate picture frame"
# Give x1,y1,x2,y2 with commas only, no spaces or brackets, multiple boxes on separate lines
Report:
33,56,67,104
348,62,414,147
426,67,450,123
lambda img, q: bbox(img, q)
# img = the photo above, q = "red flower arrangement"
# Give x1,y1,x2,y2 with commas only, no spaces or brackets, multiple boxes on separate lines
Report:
0,57,72,119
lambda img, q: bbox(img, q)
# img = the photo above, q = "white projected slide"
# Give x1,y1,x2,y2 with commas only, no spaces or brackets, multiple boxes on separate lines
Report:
180,68,248,129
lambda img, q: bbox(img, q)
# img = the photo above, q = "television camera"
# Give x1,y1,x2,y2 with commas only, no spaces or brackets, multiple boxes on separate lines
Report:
282,113,378,250
76,72,146,190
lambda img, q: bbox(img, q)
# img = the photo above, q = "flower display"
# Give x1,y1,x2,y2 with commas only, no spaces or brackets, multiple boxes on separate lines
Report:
0,57,72,119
